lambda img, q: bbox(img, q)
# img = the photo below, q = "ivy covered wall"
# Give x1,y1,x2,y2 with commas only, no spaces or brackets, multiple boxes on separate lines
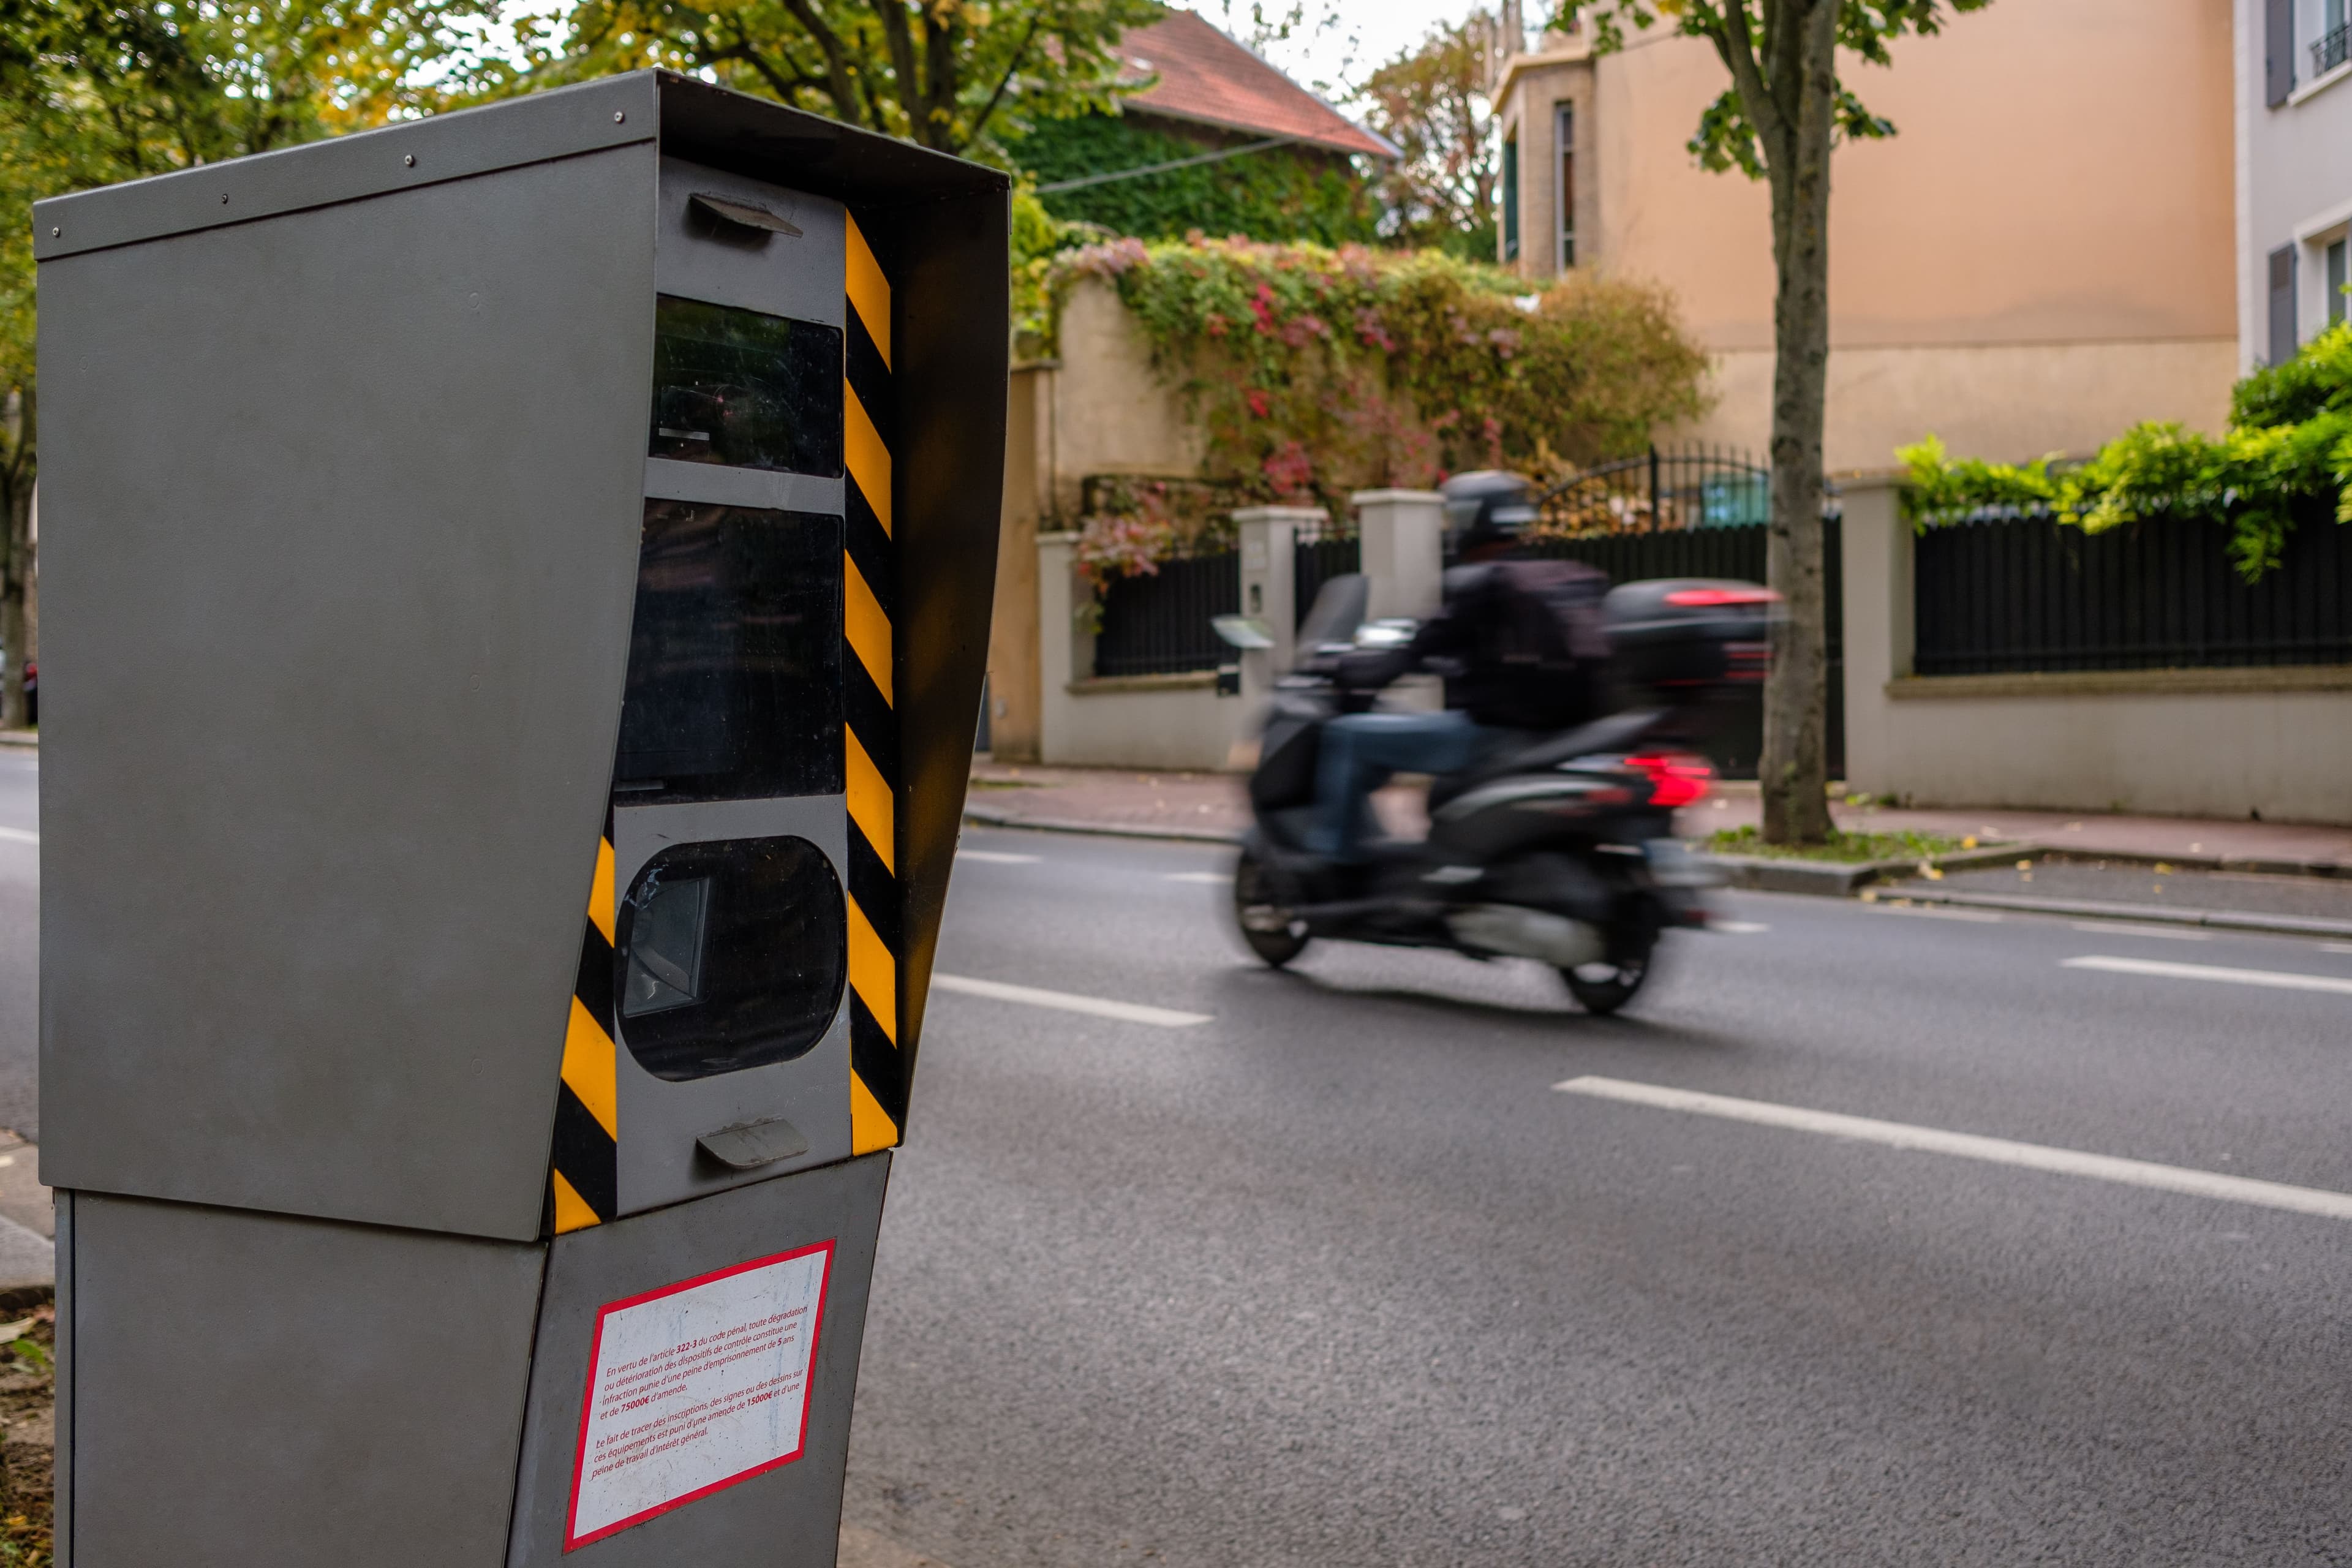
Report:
1014,112,1381,247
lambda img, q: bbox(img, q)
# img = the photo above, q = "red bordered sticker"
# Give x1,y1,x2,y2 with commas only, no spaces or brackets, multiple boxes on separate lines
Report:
564,1240,835,1550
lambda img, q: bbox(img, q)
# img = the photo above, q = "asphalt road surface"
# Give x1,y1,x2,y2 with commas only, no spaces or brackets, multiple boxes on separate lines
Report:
843,826,2352,1568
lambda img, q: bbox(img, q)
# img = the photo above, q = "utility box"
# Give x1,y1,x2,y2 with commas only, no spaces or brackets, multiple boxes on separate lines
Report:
34,71,1005,1565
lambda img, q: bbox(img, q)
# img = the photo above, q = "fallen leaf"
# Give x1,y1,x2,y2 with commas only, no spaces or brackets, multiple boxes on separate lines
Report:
1924,867,1945,881
2015,860,2033,871
0,1318,33,1343
2154,862,2175,875
1961,835,1979,850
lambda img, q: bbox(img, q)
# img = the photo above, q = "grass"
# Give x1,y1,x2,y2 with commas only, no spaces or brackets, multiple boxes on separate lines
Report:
1704,825,1975,864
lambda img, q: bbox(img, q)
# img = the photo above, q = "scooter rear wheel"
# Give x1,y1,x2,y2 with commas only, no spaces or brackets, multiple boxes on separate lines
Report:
1234,846,1311,968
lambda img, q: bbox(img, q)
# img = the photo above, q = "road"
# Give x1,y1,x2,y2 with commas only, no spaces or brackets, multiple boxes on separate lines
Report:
0,750,33,1140
843,826,2352,1567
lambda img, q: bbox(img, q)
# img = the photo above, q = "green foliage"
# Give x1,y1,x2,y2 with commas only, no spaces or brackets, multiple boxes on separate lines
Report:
1552,2,1991,181
1705,824,1970,864
1016,113,1380,247
1354,10,1498,257
1899,322,2352,581
1051,234,1710,571
529,0,1159,157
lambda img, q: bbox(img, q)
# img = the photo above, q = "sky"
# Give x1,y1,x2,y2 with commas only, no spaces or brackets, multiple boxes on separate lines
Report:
1180,0,1485,102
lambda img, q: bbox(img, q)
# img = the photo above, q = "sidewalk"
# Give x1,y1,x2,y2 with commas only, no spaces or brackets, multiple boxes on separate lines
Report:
967,760,2352,873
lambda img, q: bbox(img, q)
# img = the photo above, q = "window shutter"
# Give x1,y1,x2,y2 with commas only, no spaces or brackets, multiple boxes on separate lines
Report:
2268,245,2298,365
2267,0,2294,105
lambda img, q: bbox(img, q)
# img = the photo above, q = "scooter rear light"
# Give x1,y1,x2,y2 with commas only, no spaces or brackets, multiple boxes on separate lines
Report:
1625,753,1713,808
1664,586,1781,607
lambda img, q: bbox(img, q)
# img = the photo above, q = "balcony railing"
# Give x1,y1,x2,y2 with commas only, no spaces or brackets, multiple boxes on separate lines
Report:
2316,21,2352,78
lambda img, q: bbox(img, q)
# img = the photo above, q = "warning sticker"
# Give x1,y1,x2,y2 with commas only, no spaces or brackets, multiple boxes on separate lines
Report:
564,1241,834,1550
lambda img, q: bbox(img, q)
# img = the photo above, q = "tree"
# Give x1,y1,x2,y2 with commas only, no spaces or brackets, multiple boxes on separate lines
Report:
1355,10,1499,260
535,0,1160,158
0,0,501,728
1551,0,1988,843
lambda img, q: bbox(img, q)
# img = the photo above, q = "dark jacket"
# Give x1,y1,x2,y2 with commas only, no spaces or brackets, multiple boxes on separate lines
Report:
1344,556,1611,731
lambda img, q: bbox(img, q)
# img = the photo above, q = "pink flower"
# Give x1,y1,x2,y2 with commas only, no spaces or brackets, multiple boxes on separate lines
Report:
1246,390,1271,418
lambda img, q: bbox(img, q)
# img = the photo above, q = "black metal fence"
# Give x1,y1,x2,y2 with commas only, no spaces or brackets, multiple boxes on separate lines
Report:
1528,519,1844,779
1294,532,1360,628
1090,553,1238,678
1535,445,1773,535
1913,508,2352,676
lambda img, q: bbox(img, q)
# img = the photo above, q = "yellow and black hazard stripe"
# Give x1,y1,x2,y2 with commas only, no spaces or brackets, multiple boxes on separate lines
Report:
551,812,619,1232
843,212,904,1157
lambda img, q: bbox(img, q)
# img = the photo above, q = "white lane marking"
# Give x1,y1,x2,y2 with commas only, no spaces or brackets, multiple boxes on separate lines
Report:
2326,943,2352,956
930,974,1210,1028
2070,920,2209,941
1166,871,1232,884
1874,904,2003,922
2063,955,2352,997
1553,1076,2352,1221
1713,921,1770,935
956,850,1040,864
0,827,34,844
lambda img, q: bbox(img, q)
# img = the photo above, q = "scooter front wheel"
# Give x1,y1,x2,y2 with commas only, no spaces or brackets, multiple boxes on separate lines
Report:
1561,955,1649,1014
1234,845,1311,968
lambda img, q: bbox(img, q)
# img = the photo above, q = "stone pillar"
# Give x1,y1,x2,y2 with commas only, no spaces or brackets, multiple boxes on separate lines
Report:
1836,477,1912,795
1035,529,1082,766
1231,506,1319,699
1352,489,1446,621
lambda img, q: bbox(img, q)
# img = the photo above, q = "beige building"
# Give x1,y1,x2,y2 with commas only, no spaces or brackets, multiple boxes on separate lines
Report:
1491,1,2241,472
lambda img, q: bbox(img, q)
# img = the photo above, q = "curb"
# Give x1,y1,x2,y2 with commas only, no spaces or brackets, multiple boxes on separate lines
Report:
2035,846,2348,881
1706,842,2034,897
0,732,34,750
1863,887,2352,941
962,804,1242,846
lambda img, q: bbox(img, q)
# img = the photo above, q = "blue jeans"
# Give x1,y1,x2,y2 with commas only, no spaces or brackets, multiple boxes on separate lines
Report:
1312,709,1488,862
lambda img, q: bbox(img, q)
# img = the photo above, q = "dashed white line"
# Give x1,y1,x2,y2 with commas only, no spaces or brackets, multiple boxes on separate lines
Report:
1553,1075,2352,1221
1165,871,1232,884
2062,955,2352,997
2069,920,2210,941
956,850,1040,864
930,974,1211,1028
1713,921,1770,935
0,827,34,845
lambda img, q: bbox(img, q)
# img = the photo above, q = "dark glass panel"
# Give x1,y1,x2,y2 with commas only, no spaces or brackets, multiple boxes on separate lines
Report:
616,502,843,802
616,836,846,1080
650,295,843,475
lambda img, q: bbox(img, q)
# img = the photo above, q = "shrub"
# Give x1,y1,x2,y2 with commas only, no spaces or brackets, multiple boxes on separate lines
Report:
1901,322,2352,581
1046,234,1712,551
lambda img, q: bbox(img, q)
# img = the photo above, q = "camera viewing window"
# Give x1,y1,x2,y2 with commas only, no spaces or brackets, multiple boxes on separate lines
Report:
615,836,846,1081
616,501,843,802
650,295,844,475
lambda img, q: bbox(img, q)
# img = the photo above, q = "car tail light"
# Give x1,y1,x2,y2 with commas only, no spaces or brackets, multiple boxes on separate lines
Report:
1664,586,1781,607
1625,753,1712,807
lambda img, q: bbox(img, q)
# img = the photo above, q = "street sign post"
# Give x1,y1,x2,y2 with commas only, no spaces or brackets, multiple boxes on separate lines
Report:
34,70,1005,1565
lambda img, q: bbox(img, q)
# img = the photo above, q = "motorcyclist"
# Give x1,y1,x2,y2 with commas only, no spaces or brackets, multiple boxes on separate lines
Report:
1311,470,1611,862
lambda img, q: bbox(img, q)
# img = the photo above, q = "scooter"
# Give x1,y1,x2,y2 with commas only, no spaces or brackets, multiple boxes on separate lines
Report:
1231,573,1778,1014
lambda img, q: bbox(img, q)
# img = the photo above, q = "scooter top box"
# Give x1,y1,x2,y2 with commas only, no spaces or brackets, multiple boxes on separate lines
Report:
1603,578,1780,700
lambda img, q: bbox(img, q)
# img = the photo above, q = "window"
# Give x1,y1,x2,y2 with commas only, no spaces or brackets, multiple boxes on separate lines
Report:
1501,135,1520,263
615,835,846,1080
1555,102,1576,270
616,502,844,802
2330,236,2348,327
2323,0,2351,76
649,295,843,476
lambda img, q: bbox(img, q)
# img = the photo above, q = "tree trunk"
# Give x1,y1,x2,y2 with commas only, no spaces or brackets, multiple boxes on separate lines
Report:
1757,7,1838,845
0,392,30,733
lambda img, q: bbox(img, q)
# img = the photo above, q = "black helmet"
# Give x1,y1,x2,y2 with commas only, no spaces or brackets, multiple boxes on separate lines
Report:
1440,470,1537,560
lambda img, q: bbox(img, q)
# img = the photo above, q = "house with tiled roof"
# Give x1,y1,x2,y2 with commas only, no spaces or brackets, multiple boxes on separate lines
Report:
1017,10,1398,246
